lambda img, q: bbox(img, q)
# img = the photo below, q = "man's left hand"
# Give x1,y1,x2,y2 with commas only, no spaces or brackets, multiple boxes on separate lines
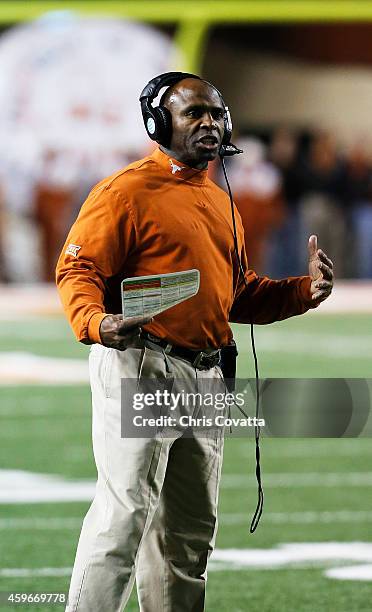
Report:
308,234,334,303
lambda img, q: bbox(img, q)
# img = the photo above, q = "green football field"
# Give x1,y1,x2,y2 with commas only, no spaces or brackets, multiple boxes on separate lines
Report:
0,312,371,611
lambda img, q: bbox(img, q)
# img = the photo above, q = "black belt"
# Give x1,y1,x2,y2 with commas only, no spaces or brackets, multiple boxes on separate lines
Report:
140,331,221,370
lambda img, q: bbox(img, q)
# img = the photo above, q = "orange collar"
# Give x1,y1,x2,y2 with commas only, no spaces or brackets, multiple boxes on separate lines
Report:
150,147,208,185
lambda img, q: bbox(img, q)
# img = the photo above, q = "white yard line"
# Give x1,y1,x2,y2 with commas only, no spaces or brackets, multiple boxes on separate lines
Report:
0,406,88,417
2,543,372,581
0,568,71,577
0,285,61,319
221,472,372,488
209,542,372,574
0,518,82,529
250,331,372,358
1,469,372,504
2,511,372,529
0,470,96,504
326,564,372,581
0,352,89,384
220,511,372,525
236,439,372,458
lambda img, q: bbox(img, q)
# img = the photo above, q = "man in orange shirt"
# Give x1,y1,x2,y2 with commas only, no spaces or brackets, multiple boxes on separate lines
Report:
56,73,333,612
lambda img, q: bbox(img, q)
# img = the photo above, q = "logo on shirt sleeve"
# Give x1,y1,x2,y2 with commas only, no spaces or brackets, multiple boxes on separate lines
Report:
65,244,81,257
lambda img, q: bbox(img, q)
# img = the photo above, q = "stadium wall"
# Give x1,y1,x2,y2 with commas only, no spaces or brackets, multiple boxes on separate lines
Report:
204,48,372,144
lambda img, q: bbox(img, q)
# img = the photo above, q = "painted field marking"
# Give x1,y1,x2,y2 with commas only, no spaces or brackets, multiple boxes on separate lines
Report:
220,511,372,525
236,439,372,458
0,518,82,530
209,542,372,573
2,469,372,504
0,568,71,577
0,352,88,384
2,543,372,581
252,330,372,358
2,511,372,530
222,472,372,488
0,406,88,417
0,470,96,503
1,328,372,386
326,564,372,581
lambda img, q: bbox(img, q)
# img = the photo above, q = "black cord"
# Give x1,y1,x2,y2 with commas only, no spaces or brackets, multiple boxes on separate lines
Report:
220,154,264,533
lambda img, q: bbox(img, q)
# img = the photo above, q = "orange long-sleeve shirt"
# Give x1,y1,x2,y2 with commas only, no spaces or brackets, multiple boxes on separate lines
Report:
56,147,315,349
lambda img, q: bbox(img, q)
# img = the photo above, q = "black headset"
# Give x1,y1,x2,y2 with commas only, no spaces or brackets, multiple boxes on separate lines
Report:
139,71,233,152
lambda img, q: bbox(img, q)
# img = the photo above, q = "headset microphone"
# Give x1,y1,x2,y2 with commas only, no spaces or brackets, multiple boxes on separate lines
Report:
220,143,244,157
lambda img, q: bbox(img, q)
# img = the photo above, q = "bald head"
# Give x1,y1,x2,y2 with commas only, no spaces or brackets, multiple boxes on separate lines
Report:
159,78,225,169
161,78,221,109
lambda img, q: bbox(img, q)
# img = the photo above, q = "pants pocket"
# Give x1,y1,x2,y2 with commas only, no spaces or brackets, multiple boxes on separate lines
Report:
102,348,114,398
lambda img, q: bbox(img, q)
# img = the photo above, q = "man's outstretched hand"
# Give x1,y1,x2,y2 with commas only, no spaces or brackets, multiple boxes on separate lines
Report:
308,235,334,304
99,314,153,350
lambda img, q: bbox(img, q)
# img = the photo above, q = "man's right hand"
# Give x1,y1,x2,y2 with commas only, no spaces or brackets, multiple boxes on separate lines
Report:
99,314,153,350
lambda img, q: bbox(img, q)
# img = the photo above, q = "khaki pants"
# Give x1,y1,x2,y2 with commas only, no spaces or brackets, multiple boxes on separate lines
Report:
66,342,224,612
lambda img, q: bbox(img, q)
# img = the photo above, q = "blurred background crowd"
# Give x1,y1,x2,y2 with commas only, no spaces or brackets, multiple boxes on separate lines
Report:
222,127,372,279
0,9,372,283
1,127,371,282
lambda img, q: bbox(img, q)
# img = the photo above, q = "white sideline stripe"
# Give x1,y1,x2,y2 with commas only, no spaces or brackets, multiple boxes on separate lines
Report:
2,511,371,526
0,568,71,577
3,543,372,580
252,330,372,358
0,407,88,417
0,352,88,384
210,542,372,568
220,511,372,525
0,332,371,386
1,511,372,530
237,440,372,459
0,470,96,504
1,469,372,504
222,472,372,488
0,518,82,529
325,564,372,581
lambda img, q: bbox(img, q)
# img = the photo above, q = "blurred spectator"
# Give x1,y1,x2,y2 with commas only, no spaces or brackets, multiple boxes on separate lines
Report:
227,137,285,274
0,183,8,281
344,140,372,278
267,127,303,277
34,149,77,282
0,153,42,282
297,130,348,278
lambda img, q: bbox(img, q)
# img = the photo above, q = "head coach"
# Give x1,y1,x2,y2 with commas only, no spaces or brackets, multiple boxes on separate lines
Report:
56,72,333,611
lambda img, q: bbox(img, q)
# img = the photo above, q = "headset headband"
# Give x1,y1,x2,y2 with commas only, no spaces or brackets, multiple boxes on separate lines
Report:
139,71,201,103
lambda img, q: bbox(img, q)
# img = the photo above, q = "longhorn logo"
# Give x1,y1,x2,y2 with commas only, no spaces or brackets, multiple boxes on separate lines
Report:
169,159,185,174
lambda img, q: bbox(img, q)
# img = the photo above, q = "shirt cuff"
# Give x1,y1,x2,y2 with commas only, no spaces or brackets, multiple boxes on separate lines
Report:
87,312,108,344
297,276,318,308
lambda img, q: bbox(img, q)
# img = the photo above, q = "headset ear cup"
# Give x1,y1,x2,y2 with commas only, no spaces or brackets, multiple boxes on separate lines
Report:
155,106,172,147
143,111,158,141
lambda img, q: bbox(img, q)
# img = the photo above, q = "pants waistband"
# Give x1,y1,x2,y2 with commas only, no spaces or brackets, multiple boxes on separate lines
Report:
140,331,221,371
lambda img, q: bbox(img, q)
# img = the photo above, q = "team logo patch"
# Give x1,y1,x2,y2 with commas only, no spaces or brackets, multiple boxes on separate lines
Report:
169,159,185,174
65,244,81,257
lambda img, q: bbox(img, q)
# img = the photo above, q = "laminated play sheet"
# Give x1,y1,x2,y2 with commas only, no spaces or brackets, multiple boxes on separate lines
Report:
121,269,200,319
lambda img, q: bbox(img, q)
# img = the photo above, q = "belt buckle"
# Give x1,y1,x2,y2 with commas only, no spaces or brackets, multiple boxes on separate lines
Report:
192,350,220,370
